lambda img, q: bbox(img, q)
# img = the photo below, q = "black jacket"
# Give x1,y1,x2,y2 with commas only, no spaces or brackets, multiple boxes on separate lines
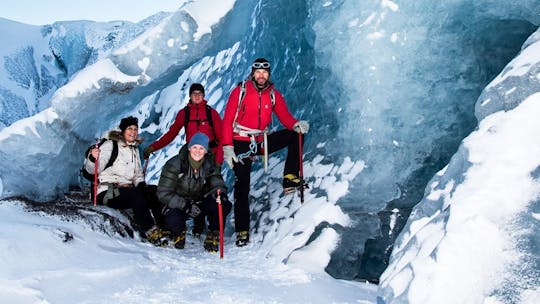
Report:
157,144,226,210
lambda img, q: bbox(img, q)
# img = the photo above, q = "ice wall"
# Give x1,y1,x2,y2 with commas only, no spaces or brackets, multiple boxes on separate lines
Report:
378,29,540,303
307,0,540,281
0,16,163,129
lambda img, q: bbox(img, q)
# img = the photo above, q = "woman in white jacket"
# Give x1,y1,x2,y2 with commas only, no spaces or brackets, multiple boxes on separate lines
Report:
85,116,162,244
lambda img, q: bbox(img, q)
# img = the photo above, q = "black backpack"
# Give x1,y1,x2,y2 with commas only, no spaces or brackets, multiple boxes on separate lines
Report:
81,139,119,181
184,104,218,148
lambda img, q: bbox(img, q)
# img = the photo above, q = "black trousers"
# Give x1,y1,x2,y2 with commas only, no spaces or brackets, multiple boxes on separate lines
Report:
163,195,232,237
97,187,155,234
232,129,304,232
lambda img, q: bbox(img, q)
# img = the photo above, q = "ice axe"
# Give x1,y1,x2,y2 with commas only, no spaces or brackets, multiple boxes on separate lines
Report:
216,189,224,259
93,137,100,206
298,133,305,204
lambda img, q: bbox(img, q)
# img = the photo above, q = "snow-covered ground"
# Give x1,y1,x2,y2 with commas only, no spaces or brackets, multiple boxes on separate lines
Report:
0,198,377,304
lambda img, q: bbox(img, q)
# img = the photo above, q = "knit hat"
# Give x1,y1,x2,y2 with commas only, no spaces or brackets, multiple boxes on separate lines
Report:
251,58,271,75
119,116,138,132
189,83,205,95
188,132,209,151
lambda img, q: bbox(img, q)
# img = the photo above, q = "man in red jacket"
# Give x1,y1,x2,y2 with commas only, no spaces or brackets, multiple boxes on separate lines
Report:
222,58,309,247
143,83,223,164
144,83,223,237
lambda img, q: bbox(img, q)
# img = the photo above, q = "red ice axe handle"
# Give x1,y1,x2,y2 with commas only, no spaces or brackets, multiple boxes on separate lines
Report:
93,139,100,206
298,133,304,204
217,189,224,259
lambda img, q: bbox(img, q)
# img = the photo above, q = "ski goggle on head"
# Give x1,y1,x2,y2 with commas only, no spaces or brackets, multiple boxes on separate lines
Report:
252,62,270,69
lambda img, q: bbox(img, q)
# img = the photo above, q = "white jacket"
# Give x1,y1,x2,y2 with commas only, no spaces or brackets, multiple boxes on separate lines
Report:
84,131,145,195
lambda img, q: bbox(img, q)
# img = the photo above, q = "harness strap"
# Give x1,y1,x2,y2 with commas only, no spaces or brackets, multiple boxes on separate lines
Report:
234,123,270,172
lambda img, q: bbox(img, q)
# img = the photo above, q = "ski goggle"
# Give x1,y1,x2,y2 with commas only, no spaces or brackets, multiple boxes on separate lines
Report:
252,62,270,69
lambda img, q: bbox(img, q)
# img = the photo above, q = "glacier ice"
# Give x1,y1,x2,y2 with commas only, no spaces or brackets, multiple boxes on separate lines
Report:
0,0,539,290
0,15,168,131
378,28,540,304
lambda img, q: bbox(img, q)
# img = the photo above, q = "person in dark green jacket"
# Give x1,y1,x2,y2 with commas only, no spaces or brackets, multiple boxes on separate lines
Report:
157,132,231,252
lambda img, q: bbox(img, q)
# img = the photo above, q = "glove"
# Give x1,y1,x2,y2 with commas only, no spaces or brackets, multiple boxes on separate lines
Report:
143,146,155,159
184,201,201,218
293,120,310,134
223,145,238,169
219,193,228,204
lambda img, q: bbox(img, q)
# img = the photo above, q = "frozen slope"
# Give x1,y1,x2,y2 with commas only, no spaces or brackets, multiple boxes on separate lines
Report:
0,198,377,304
378,29,540,304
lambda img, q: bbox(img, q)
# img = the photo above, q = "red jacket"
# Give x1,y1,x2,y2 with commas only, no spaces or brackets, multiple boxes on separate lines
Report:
150,100,223,164
222,81,297,145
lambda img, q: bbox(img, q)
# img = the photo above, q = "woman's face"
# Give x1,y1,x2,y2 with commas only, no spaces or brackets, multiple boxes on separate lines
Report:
189,144,207,161
123,125,138,143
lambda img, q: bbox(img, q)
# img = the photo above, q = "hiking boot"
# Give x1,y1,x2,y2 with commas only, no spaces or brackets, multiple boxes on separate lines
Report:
145,225,166,246
172,229,187,249
235,230,249,247
204,230,220,252
192,215,206,238
283,174,306,194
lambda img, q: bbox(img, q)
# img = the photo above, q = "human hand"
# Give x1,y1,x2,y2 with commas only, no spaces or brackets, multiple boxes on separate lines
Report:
223,145,238,169
184,201,201,218
293,120,310,134
143,146,155,159
91,147,100,159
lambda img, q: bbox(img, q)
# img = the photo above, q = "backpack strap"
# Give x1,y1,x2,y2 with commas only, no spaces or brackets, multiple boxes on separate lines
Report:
205,105,218,147
80,139,118,182
184,104,218,147
104,140,118,170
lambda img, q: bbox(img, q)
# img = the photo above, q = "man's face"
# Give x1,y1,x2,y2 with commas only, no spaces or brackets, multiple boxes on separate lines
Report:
190,91,204,104
253,69,269,87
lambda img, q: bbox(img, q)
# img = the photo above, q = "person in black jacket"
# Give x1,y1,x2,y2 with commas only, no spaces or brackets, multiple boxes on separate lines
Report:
157,132,231,252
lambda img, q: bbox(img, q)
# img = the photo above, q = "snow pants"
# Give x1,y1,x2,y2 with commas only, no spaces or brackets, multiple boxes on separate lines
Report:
232,129,304,232
97,187,155,233
163,195,232,237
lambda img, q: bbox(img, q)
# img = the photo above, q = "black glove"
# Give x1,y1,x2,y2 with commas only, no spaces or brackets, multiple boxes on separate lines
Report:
184,200,201,218
219,192,228,204
143,146,155,159
136,182,147,191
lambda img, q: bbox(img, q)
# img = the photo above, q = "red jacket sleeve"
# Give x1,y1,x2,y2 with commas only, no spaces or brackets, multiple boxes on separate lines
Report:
150,109,186,151
222,86,241,146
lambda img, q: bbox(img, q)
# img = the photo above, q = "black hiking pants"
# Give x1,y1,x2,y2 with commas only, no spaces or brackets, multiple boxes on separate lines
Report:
97,187,155,234
232,129,304,232
163,195,232,237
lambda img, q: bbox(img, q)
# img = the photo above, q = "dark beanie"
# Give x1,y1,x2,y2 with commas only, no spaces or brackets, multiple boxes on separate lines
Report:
188,132,209,151
189,83,205,95
119,116,138,132
251,58,271,75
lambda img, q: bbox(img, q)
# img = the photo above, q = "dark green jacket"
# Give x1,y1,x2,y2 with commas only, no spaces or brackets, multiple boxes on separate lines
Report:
157,144,226,210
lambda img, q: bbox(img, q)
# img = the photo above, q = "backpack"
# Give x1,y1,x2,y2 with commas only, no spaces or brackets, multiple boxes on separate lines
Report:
184,104,218,148
80,139,119,181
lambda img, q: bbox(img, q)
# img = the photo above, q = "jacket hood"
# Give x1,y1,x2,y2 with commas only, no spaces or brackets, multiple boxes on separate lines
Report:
107,130,144,145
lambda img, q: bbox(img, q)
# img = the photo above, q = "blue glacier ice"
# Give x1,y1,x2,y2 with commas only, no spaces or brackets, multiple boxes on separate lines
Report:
378,29,540,303
0,1,539,301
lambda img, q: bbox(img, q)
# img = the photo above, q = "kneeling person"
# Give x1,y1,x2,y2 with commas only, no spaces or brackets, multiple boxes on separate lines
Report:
157,132,231,252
